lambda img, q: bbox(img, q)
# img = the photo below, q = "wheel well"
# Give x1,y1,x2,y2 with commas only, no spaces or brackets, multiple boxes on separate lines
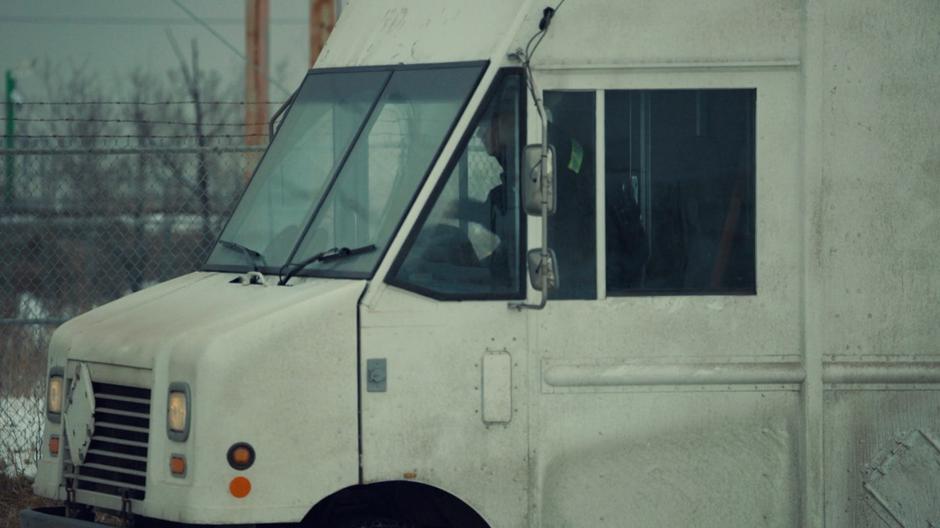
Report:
302,481,491,527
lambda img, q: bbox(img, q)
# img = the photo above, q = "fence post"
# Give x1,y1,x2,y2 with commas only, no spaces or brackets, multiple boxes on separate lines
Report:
4,70,15,205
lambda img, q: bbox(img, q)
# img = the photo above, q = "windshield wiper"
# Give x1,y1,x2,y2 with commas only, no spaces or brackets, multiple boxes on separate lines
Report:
278,244,376,286
218,239,267,272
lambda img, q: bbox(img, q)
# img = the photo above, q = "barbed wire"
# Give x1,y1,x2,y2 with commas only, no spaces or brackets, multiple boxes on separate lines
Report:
1,116,271,127
14,100,282,106
8,133,268,139
5,137,265,149
0,145,266,155
0,15,307,26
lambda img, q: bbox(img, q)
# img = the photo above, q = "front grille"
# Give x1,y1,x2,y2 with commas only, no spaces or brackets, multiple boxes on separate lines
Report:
65,381,151,501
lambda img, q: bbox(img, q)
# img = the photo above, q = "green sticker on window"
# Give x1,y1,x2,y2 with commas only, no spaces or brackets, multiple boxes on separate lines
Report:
568,139,584,175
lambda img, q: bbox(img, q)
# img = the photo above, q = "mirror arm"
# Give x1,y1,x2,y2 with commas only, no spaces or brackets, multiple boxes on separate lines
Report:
535,110,551,307
510,72,551,312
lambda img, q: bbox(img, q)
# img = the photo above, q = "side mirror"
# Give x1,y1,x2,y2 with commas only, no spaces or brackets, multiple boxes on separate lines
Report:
522,144,556,216
527,248,559,292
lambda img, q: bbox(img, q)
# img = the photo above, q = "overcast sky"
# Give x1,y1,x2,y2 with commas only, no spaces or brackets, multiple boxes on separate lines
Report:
0,0,318,103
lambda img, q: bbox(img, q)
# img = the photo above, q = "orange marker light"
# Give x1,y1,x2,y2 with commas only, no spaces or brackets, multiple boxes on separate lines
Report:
232,447,251,465
170,455,186,477
226,443,255,470
49,435,59,456
229,476,251,498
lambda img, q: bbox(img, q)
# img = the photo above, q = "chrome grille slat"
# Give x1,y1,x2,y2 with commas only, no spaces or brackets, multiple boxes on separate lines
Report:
86,449,147,462
91,435,148,448
92,408,150,420
92,393,150,405
93,411,148,430
78,463,147,477
66,473,147,491
93,422,149,434
69,380,151,501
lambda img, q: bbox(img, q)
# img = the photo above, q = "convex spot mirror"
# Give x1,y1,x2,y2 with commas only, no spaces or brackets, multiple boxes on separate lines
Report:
527,248,559,292
522,144,556,216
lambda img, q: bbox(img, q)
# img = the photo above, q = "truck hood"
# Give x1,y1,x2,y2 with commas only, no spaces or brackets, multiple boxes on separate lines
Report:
49,272,367,370
39,271,367,522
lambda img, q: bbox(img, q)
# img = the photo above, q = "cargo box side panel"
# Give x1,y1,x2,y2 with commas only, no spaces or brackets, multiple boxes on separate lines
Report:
824,390,940,528
818,1,940,526
536,390,802,527
818,0,940,360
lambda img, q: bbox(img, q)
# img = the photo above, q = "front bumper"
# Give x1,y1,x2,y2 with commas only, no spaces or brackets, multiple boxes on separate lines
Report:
20,508,104,528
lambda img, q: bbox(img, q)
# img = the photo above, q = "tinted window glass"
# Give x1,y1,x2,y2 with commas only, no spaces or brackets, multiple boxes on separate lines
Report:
391,72,524,298
280,66,482,276
203,64,485,278
605,89,755,294
208,71,387,268
546,91,596,300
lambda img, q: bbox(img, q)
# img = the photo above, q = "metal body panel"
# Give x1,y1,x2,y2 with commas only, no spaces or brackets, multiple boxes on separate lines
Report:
511,0,801,69
809,1,940,525
824,390,940,528
360,287,529,527
815,0,940,364
520,67,803,526
534,391,801,527
317,0,528,68
36,273,366,524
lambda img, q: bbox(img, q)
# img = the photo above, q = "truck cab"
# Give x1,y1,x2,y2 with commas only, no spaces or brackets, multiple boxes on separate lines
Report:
25,1,940,527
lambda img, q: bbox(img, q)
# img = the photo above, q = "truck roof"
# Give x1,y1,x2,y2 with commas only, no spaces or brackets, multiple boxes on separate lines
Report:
315,0,801,70
316,0,529,68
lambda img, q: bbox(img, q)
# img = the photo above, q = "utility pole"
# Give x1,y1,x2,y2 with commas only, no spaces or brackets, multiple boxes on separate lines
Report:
4,70,15,205
245,0,269,173
309,0,336,68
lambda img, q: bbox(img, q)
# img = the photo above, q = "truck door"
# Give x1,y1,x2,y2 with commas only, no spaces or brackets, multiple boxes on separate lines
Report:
529,75,804,527
359,70,529,526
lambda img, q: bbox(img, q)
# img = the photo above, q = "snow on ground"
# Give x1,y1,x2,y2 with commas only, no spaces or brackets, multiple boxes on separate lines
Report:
0,396,44,477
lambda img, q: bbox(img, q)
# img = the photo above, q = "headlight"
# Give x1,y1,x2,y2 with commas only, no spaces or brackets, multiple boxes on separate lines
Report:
167,392,186,430
167,383,191,441
47,369,64,420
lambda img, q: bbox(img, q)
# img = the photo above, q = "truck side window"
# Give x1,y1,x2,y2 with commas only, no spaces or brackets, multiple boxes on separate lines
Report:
389,72,524,299
546,91,597,300
605,90,756,294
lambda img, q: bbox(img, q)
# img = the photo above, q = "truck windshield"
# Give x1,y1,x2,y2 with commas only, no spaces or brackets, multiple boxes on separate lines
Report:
204,63,485,278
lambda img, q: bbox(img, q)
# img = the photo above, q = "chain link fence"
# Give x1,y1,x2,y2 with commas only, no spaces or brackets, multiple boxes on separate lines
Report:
0,144,262,476
0,133,504,479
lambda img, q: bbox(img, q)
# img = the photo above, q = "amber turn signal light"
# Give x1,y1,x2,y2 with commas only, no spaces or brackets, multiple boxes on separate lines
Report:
226,443,255,470
229,476,251,498
49,435,59,456
170,455,187,477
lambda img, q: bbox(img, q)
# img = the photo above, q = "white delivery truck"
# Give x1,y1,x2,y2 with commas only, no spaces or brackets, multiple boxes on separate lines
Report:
22,0,940,527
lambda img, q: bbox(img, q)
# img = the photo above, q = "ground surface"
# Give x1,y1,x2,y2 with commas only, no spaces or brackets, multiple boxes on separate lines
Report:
0,472,58,528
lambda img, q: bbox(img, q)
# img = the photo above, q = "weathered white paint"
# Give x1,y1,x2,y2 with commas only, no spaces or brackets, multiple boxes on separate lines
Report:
543,360,806,388
62,363,95,467
30,0,940,526
360,289,530,526
34,273,365,524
